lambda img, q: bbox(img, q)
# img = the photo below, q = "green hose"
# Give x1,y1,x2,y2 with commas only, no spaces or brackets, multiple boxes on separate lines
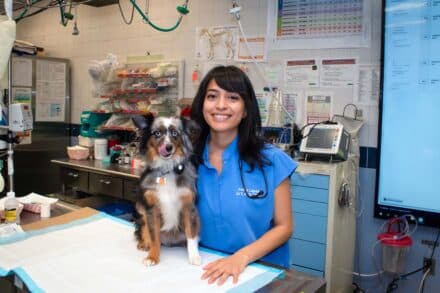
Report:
14,0,43,22
129,0,189,32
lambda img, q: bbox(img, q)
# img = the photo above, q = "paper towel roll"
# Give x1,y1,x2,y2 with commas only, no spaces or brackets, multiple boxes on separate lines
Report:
0,16,16,77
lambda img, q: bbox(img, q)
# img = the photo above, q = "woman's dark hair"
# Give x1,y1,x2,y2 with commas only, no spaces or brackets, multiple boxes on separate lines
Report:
190,65,269,170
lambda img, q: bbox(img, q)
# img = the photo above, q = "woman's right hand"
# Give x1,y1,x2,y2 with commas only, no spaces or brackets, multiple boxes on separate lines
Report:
201,252,250,285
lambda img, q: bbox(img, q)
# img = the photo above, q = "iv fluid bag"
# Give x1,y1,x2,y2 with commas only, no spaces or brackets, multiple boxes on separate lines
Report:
0,16,16,77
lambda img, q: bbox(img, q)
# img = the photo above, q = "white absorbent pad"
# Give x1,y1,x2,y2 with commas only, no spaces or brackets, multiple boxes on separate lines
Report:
0,213,283,293
0,15,16,77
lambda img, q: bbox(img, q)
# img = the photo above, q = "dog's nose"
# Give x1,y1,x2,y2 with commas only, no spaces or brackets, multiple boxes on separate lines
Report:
165,144,173,152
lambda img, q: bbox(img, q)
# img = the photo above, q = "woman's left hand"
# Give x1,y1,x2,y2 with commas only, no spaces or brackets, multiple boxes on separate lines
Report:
201,253,250,285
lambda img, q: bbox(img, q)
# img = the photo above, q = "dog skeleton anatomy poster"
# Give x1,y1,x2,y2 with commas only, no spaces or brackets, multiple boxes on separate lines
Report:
195,25,239,61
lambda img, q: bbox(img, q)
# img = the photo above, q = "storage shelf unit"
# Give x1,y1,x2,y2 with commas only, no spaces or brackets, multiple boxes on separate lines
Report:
289,161,357,293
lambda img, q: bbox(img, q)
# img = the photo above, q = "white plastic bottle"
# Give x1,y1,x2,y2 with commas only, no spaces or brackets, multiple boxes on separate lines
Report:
94,138,108,160
4,191,19,224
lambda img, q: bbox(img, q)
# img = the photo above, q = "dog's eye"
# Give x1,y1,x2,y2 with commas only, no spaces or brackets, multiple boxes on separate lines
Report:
170,130,179,137
152,130,162,138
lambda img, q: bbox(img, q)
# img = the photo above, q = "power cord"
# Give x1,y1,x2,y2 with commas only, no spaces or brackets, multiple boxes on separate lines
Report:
293,120,336,145
352,282,365,293
118,0,135,25
420,227,440,292
386,227,440,293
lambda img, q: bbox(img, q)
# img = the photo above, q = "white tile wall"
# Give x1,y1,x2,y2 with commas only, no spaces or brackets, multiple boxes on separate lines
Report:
15,0,382,148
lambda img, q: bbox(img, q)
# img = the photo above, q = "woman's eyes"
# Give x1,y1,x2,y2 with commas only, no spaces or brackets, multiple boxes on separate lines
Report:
205,94,241,101
206,94,217,100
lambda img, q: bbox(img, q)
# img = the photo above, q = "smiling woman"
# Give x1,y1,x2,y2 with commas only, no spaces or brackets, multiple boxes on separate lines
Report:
202,79,246,142
190,65,298,286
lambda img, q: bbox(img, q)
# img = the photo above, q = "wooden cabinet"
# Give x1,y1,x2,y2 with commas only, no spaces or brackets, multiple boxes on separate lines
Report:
53,160,141,203
60,167,88,193
289,161,357,293
89,173,123,199
123,180,138,202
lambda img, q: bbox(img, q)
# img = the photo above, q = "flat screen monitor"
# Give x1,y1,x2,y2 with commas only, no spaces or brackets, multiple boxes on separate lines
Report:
306,128,338,149
375,0,440,227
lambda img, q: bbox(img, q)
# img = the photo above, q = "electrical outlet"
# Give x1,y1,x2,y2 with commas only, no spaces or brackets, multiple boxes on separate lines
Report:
423,257,435,276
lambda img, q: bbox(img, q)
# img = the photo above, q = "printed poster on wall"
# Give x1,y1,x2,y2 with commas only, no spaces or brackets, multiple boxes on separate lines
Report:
267,0,371,49
12,57,32,87
356,64,380,105
256,92,269,126
195,25,238,61
264,62,284,88
236,36,267,62
35,60,66,122
12,87,32,104
319,58,358,88
284,59,319,90
305,91,333,124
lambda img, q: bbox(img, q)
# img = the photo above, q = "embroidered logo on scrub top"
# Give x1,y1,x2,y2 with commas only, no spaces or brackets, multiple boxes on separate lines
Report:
235,187,261,197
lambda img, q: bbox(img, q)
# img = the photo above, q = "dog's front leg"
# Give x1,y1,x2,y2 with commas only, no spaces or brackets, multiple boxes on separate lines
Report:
181,194,201,265
142,191,162,266
143,206,161,266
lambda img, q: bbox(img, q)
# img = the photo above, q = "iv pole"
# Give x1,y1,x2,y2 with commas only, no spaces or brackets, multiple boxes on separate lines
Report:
7,57,14,195
1,0,16,196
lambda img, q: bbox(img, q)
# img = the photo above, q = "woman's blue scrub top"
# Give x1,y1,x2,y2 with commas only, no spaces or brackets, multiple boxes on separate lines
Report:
196,137,298,267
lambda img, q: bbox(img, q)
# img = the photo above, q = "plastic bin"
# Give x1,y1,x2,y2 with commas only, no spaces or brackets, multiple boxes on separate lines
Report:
378,218,412,273
97,202,134,221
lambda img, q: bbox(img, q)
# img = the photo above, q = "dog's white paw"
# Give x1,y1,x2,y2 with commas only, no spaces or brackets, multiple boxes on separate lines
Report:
143,257,158,266
187,238,201,265
188,253,202,266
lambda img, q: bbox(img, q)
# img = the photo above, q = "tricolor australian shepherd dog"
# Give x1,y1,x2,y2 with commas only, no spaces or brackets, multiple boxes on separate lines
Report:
133,115,201,266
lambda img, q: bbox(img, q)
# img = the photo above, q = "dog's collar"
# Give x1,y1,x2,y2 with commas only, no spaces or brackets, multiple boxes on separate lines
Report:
151,162,185,186
147,160,186,177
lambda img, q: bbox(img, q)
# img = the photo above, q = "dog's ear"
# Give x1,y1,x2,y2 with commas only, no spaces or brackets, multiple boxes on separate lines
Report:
180,117,201,147
134,114,155,154
133,114,154,130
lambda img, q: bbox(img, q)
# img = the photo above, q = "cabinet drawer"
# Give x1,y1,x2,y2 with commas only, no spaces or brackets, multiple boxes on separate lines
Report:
124,180,139,202
89,173,123,199
293,212,327,244
292,199,328,217
291,265,324,277
61,167,88,191
291,173,329,189
289,238,326,271
291,186,329,203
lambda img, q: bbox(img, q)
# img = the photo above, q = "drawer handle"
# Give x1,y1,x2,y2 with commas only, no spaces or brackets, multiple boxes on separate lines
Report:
67,172,79,178
99,179,111,185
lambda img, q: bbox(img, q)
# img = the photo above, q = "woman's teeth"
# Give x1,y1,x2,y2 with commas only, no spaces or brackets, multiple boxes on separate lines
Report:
213,114,229,121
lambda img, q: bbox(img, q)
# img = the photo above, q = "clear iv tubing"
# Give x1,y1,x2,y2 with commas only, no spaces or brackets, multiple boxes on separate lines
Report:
234,17,295,123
